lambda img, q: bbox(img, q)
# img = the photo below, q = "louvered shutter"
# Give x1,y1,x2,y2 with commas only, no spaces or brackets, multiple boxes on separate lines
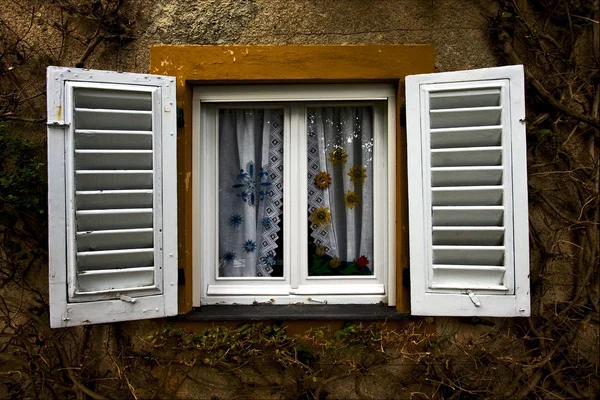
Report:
47,67,177,328
406,65,530,317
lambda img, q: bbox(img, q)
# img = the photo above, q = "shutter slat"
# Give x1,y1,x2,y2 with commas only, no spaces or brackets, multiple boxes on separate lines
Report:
77,248,154,270
432,206,503,226
430,106,502,129
432,246,505,266
431,147,502,167
74,88,152,110
433,264,505,272
432,264,507,291
76,190,153,210
76,267,155,293
75,108,152,130
429,88,501,109
432,227,505,245
431,166,503,187
76,228,153,251
75,170,153,190
76,209,153,231
75,150,153,170
76,189,153,195
76,129,152,134
430,283,508,291
430,126,502,148
75,130,153,150
74,108,153,114
432,186,503,206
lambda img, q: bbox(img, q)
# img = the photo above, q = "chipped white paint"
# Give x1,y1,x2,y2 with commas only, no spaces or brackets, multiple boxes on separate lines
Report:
47,67,178,328
406,65,530,317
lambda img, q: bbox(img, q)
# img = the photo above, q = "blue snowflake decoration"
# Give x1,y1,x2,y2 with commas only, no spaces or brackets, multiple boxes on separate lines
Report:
223,251,235,262
229,213,243,228
242,240,257,253
262,217,271,229
232,161,272,206
260,252,276,268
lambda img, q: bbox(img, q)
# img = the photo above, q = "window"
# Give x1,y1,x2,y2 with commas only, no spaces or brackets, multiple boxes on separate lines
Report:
47,57,530,327
193,85,396,305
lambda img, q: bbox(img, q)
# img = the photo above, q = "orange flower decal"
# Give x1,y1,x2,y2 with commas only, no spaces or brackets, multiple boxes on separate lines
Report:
314,171,331,189
344,190,360,209
328,147,348,165
348,165,367,184
316,245,327,256
310,207,331,225
330,256,341,269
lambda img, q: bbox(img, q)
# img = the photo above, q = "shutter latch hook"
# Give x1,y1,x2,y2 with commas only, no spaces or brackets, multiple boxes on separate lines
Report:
120,295,136,303
466,290,481,307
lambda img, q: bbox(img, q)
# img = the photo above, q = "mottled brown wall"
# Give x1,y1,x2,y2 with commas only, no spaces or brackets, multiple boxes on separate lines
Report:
59,0,501,74
0,0,502,329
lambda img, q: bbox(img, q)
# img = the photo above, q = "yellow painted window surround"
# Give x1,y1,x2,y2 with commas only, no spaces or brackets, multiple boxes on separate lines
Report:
149,45,436,313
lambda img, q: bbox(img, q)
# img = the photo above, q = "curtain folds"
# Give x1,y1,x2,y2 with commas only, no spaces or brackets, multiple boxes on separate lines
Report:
218,109,284,277
307,106,374,274
218,106,372,278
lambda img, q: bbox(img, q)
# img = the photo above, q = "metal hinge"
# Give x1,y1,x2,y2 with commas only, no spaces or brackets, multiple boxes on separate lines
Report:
47,120,70,127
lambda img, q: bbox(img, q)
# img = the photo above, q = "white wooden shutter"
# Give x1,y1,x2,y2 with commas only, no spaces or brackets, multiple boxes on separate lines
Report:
406,65,529,317
47,67,177,327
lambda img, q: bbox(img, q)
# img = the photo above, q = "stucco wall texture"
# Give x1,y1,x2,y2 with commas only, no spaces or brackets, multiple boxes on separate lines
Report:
88,0,500,74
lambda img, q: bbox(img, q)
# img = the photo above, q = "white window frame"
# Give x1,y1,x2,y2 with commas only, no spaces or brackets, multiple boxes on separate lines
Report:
192,84,397,306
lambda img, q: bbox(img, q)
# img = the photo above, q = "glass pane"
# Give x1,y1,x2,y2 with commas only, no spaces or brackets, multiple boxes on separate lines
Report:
218,109,284,277
307,106,374,276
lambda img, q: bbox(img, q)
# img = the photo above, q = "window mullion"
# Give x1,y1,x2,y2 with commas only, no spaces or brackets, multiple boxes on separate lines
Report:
288,104,307,290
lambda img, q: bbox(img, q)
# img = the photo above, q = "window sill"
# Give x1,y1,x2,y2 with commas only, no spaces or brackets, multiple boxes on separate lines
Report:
176,304,409,321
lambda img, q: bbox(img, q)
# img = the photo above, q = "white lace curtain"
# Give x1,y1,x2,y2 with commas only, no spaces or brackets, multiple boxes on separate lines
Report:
307,106,374,273
218,109,284,277
218,106,373,278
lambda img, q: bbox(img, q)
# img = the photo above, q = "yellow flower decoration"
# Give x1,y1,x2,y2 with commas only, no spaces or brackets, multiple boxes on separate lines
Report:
348,165,367,184
328,147,348,165
310,207,331,225
316,245,327,256
329,256,341,269
314,171,332,190
344,190,360,209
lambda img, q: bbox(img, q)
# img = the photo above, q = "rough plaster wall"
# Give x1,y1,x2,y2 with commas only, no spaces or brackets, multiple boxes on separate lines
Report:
90,0,500,74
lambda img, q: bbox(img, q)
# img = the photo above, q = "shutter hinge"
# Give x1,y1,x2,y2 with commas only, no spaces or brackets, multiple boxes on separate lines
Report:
176,107,184,128
399,104,406,126
466,290,481,307
120,295,136,303
47,120,70,127
402,268,410,288
177,268,185,285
